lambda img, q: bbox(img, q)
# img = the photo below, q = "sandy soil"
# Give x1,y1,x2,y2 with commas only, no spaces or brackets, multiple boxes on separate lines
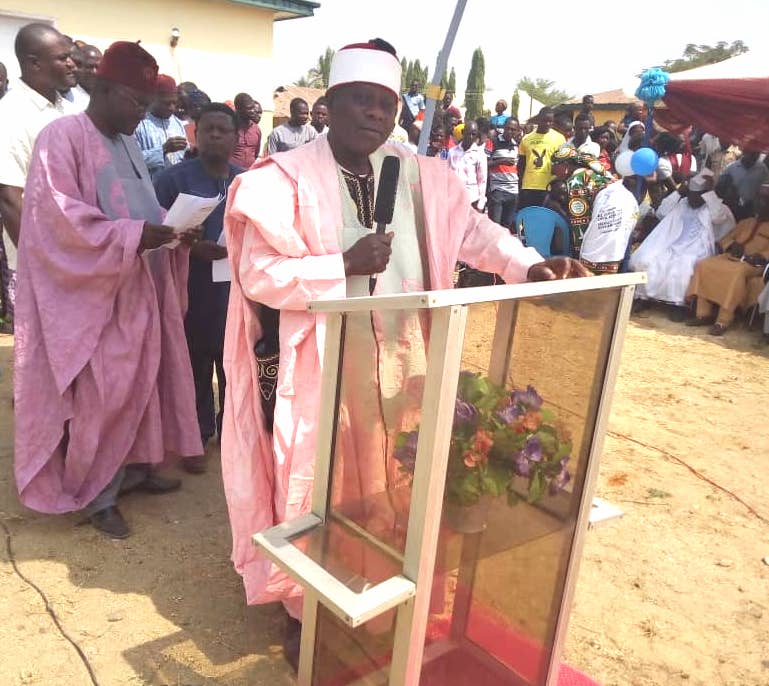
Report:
1,306,768,686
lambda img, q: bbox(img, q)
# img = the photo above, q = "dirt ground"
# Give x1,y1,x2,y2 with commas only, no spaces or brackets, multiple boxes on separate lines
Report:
1,307,768,686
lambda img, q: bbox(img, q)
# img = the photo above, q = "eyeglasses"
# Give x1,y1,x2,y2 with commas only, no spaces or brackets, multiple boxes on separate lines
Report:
112,84,151,111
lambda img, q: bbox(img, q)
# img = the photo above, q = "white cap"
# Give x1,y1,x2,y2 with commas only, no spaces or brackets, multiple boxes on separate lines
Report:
656,157,673,180
689,174,709,191
328,41,402,100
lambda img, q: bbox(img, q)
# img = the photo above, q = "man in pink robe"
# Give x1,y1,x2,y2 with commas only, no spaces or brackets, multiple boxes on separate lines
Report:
14,42,203,539
221,38,589,665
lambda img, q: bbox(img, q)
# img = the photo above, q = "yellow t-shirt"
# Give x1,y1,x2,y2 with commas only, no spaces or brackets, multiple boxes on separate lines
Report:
519,129,566,191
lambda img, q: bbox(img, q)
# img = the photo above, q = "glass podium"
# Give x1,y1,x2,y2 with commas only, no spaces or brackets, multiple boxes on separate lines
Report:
254,273,644,686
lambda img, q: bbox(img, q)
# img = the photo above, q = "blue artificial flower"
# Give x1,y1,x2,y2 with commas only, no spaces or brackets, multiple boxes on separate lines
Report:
511,385,543,412
548,457,572,494
513,451,531,477
496,401,523,425
523,436,543,463
454,399,479,426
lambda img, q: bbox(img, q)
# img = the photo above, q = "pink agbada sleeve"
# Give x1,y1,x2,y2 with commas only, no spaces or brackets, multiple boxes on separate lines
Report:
417,154,541,289
19,119,144,394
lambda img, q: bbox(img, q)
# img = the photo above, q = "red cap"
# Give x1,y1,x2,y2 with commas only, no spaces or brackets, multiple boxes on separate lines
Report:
155,74,177,95
97,41,158,95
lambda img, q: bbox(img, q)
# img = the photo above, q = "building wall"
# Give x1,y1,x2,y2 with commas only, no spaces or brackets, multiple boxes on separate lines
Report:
592,107,628,127
563,104,629,127
0,0,279,133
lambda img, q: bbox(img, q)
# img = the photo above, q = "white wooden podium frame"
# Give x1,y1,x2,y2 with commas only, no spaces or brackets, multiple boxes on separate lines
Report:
253,273,645,686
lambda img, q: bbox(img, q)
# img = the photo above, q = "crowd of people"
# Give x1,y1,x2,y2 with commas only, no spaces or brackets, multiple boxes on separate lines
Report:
0,21,766,674
398,82,769,340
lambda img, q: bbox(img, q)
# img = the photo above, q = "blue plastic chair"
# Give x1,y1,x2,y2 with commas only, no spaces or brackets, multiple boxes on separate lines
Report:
515,206,571,258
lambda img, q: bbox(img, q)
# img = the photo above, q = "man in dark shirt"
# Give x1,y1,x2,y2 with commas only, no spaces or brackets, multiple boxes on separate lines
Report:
154,103,242,473
231,92,262,168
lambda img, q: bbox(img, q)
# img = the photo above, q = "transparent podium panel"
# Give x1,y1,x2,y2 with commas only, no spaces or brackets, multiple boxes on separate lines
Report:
420,290,620,685
253,275,642,686
326,309,430,558
312,605,396,686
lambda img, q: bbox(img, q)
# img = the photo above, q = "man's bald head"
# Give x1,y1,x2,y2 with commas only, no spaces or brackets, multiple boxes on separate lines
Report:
15,22,62,62
73,44,102,93
14,22,76,96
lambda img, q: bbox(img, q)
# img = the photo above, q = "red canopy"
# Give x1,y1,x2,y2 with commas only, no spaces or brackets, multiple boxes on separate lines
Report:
655,77,769,151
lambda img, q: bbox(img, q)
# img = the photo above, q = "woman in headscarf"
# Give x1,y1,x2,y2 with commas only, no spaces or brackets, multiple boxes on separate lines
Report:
551,145,615,254
616,120,646,155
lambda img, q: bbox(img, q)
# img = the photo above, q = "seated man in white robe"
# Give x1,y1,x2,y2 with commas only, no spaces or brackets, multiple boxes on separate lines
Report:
759,266,769,344
630,173,735,320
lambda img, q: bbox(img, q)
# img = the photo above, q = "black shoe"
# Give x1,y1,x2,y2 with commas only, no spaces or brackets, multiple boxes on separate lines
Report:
283,616,302,673
90,506,131,539
181,455,207,474
631,299,650,314
668,306,687,322
136,473,182,494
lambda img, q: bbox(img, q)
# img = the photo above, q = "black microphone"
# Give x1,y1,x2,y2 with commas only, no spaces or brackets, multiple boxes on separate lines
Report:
369,155,400,295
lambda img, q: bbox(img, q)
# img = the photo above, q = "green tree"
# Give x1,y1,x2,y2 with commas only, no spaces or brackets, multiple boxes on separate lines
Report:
447,67,456,94
404,60,415,89
511,90,521,119
294,75,310,87
658,40,749,73
464,48,486,121
440,67,456,93
516,76,572,107
400,57,408,91
306,47,335,89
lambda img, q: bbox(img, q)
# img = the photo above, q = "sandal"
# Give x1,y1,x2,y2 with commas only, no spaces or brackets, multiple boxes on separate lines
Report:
709,323,728,336
685,316,715,327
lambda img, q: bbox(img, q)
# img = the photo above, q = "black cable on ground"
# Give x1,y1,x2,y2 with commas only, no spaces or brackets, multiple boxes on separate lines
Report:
1,519,102,686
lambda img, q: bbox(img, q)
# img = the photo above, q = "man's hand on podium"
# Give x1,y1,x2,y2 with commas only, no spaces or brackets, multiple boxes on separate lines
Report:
527,257,592,281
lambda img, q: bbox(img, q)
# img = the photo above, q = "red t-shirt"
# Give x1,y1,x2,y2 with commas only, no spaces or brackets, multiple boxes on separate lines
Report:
230,122,262,169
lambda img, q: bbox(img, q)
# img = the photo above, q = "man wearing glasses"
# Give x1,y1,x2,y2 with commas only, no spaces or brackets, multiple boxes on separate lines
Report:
13,41,203,539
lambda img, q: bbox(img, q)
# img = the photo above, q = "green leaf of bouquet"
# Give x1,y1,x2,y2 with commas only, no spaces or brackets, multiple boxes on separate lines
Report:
528,471,545,503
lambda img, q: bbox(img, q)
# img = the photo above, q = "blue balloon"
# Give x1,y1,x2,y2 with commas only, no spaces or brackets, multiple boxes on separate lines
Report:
631,147,659,176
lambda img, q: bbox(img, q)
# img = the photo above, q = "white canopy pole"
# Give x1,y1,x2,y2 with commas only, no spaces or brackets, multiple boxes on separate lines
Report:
416,0,468,155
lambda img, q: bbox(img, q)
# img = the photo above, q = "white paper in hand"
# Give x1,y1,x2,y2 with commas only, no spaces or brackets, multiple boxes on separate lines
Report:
164,192,224,234
211,229,231,283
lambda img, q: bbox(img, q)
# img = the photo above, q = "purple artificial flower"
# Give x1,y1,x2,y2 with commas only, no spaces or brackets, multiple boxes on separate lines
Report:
454,399,479,426
496,401,523,425
394,431,418,473
511,385,543,412
513,451,531,477
548,457,572,495
523,436,543,463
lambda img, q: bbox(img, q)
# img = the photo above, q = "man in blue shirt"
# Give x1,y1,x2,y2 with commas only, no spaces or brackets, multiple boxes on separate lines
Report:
135,74,188,179
399,79,425,129
154,103,242,473
489,99,509,134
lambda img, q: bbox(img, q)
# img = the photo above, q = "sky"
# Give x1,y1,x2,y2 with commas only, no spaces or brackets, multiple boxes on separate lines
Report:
273,0,768,104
